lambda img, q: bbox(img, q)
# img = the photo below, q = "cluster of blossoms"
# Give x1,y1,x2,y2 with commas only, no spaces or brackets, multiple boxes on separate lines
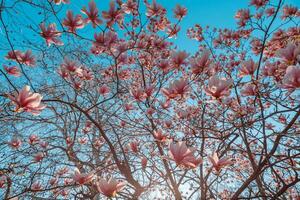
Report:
1,0,299,199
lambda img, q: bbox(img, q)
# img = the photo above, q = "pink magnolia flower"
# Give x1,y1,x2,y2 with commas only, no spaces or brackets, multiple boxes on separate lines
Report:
61,59,78,73
40,23,63,46
81,0,102,28
204,76,233,99
0,177,6,188
63,11,85,33
49,177,58,186
60,189,69,197
3,65,21,77
77,67,94,80
72,168,94,185
160,100,171,110
281,65,300,92
144,85,154,97
173,4,187,19
190,49,211,74
277,43,300,64
250,0,268,9
31,182,42,191
98,85,110,95
78,137,88,145
235,9,250,27
20,50,35,66
146,0,165,17
265,7,275,17
124,103,134,111
157,60,171,73
102,1,124,27
168,141,202,168
96,177,126,198
5,50,35,66
8,85,46,115
278,114,287,124
93,138,104,148
171,51,189,69
239,59,257,77
153,130,167,142
281,5,299,20
241,83,258,96
33,152,45,162
57,167,69,176
121,0,138,15
141,157,148,169
5,50,22,60
8,138,22,149
129,141,139,153
166,24,180,39
130,88,147,101
162,78,189,99
53,0,70,5
208,152,233,173
29,134,39,145
262,62,278,76
93,31,118,51
39,141,48,149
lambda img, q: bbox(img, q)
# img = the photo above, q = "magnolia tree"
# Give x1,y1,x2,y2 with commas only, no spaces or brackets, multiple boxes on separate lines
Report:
0,0,299,199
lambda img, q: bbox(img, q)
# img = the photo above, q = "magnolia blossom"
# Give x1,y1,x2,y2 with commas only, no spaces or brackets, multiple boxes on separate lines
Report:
250,0,268,9
8,138,22,149
168,141,202,168
96,177,126,197
121,0,138,15
129,141,139,153
208,152,233,173
239,59,257,77
20,50,36,66
31,182,42,191
102,1,124,27
5,50,35,66
34,152,45,162
235,9,250,27
77,67,94,80
171,51,189,69
173,4,187,19
81,0,102,28
281,5,299,19
190,49,211,74
3,66,21,77
162,78,189,99
277,43,300,64
160,100,171,110
130,88,147,101
40,23,63,46
145,0,165,17
29,134,39,145
204,76,233,99
53,0,70,5
39,141,48,149
241,83,258,96
281,65,300,91
153,130,168,142
72,168,94,185
141,157,148,169
5,50,22,60
8,85,46,115
124,103,134,111
0,177,6,188
63,11,85,33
